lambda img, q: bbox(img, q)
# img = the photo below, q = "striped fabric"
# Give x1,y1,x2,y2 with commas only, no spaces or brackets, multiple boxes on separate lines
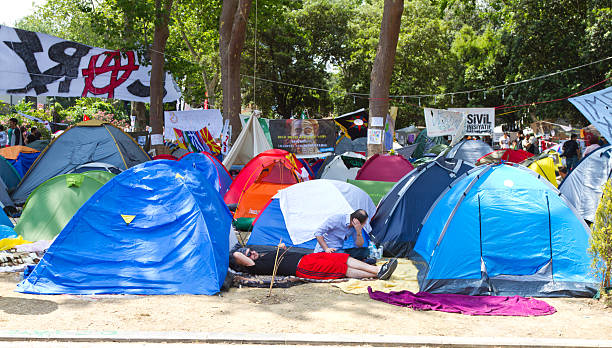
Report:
173,127,221,155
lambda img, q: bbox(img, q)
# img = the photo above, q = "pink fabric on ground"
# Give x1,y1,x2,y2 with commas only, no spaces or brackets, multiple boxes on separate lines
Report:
367,287,556,316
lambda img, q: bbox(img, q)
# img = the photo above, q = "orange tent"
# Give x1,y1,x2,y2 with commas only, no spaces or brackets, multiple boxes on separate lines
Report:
224,149,307,206
233,182,292,219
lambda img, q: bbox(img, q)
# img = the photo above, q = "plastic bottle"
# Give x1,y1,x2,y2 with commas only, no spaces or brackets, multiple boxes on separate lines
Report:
368,242,377,259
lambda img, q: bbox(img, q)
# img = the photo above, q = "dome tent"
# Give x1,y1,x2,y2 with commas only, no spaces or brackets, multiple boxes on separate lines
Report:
559,145,612,222
414,163,596,297
355,154,414,182
11,120,150,205
247,180,375,250
0,145,40,177
370,156,474,257
445,139,493,164
180,152,232,196
17,161,232,295
14,173,113,242
317,152,366,181
224,149,306,206
0,156,21,190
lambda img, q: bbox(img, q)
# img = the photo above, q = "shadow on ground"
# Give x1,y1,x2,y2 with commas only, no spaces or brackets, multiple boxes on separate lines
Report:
0,297,58,315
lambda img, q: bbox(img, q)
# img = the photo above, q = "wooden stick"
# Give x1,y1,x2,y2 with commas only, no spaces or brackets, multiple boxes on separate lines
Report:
268,238,283,297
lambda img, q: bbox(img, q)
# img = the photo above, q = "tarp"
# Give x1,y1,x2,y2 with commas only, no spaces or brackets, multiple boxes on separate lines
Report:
224,149,305,206
179,152,232,196
248,180,375,249
0,145,39,160
414,164,596,297
445,139,493,164
476,149,533,166
559,145,612,222
14,173,111,242
11,120,150,205
223,114,272,169
370,156,474,257
318,152,365,181
17,161,232,295
355,154,414,182
334,137,367,154
346,179,396,205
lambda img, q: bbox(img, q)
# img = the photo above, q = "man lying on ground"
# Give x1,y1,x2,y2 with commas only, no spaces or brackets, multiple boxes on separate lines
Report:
230,243,398,280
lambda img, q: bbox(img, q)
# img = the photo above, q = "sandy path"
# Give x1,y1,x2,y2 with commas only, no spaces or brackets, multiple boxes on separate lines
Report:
0,273,611,339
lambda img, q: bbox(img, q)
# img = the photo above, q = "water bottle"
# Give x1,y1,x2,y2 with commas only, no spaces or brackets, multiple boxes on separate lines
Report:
376,245,384,259
368,242,377,259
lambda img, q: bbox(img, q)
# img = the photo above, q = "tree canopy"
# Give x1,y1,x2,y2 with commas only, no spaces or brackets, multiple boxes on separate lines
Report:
12,0,612,128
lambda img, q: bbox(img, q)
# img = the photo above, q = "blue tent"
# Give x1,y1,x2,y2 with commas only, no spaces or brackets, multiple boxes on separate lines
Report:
0,156,20,190
445,139,493,164
413,163,596,297
179,152,232,195
370,157,474,257
10,152,40,177
17,160,232,295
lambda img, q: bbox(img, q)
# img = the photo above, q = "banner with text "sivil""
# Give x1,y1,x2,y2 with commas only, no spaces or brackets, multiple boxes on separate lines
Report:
448,108,495,136
0,25,181,102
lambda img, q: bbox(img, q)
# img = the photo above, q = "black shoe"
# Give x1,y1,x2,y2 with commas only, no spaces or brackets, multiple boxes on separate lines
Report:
377,258,398,280
363,257,377,265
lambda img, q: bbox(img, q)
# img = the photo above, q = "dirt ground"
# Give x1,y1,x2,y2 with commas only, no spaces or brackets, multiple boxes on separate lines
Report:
0,273,611,340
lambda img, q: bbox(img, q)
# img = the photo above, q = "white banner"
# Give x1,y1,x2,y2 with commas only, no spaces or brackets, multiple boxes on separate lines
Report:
448,108,495,135
424,108,465,136
0,25,180,102
569,86,612,143
163,109,223,140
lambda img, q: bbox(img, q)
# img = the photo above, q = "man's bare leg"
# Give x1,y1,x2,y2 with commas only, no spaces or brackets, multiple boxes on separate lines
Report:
346,267,377,279
346,257,380,274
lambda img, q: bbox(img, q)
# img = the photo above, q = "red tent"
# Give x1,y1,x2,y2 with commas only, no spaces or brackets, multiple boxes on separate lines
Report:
355,154,414,182
224,149,308,205
476,149,534,165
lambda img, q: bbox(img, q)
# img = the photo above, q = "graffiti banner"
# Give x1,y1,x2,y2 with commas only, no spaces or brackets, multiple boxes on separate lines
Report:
0,25,180,102
268,119,336,156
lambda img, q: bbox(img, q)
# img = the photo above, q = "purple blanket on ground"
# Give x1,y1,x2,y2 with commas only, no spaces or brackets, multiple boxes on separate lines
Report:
367,287,556,316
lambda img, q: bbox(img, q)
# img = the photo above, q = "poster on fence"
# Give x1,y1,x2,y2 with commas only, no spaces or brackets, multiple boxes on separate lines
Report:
0,25,181,102
448,108,494,136
268,119,336,157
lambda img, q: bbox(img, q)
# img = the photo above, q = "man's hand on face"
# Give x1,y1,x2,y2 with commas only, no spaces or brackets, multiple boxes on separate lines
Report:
352,218,363,230
324,247,337,253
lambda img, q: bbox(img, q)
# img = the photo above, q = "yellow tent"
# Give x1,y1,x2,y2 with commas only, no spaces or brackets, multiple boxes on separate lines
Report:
527,157,558,187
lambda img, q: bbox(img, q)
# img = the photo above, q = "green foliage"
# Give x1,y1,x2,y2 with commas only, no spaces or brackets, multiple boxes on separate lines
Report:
589,180,612,293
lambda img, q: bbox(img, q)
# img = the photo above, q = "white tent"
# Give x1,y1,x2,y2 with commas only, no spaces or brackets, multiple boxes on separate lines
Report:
559,145,612,222
319,152,366,182
277,180,375,245
222,114,272,169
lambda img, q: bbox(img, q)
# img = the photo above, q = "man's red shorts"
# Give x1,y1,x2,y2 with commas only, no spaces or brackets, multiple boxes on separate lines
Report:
295,252,349,279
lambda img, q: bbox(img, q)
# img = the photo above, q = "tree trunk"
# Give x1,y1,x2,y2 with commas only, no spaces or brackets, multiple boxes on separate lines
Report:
131,101,147,132
368,0,403,157
178,24,219,108
150,0,173,151
220,0,252,143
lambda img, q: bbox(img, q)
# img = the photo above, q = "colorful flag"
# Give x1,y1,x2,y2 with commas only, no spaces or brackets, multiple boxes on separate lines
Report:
173,127,221,155
335,108,368,139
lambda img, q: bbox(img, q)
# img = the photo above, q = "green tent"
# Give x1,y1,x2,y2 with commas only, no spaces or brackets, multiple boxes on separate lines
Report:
346,179,396,205
0,156,20,190
26,139,50,152
15,173,114,241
